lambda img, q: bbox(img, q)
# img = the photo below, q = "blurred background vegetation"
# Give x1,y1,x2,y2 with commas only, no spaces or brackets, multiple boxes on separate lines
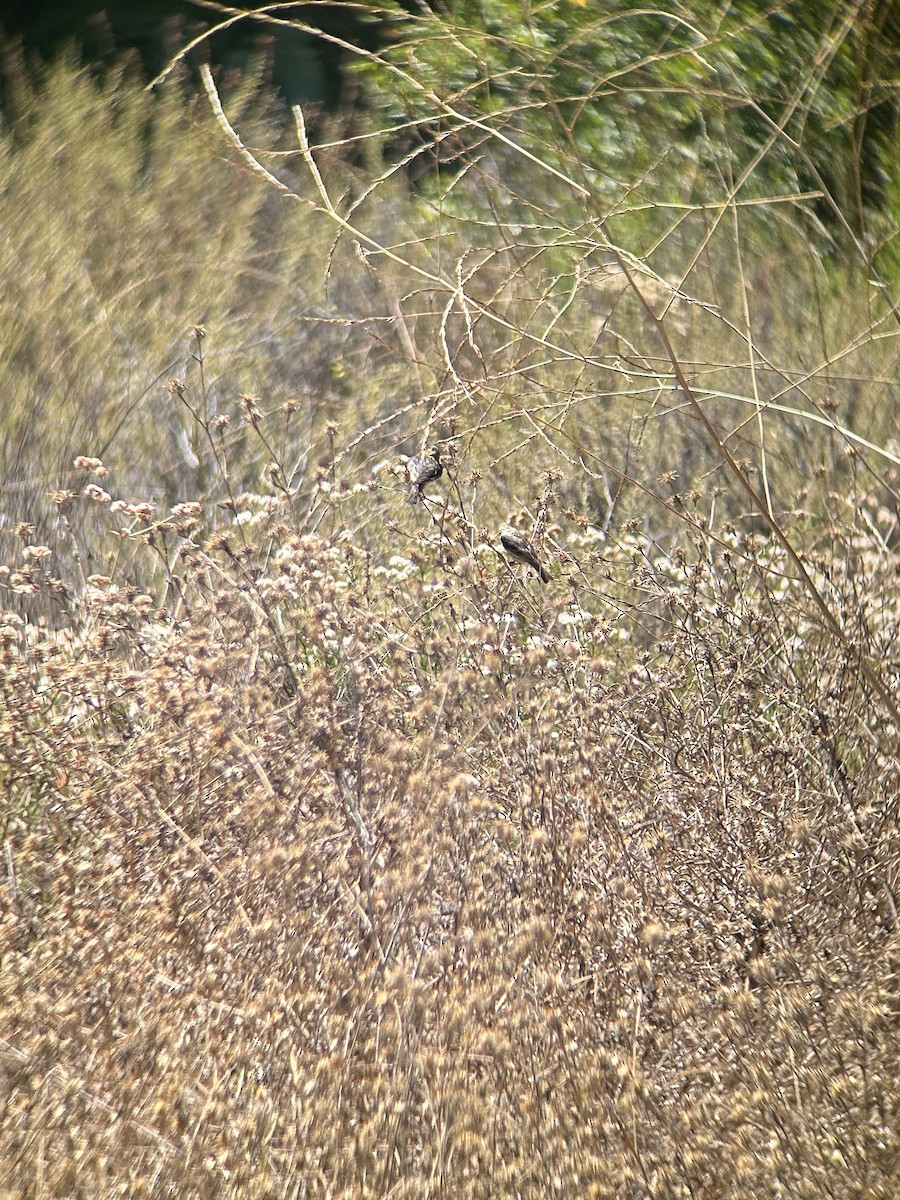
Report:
0,0,897,576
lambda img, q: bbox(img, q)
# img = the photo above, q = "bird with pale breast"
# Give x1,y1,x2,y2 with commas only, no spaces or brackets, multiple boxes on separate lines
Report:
407,446,443,504
499,523,550,582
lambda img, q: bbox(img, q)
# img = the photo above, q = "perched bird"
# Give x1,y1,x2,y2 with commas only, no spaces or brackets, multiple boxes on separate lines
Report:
499,523,550,583
407,446,443,504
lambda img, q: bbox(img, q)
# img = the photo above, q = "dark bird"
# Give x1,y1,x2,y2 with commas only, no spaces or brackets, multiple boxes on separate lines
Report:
499,523,550,583
407,446,443,504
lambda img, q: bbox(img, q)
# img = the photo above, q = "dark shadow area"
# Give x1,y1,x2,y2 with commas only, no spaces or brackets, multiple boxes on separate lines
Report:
0,0,390,107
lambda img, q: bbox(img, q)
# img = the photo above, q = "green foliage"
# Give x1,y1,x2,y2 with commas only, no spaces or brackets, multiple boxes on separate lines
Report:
360,0,899,261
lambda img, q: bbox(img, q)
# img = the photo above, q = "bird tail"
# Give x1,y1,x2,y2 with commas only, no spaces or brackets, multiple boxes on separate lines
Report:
406,487,421,504
538,564,550,583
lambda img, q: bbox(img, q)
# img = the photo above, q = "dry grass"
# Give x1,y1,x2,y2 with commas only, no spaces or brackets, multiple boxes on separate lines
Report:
2,24,900,1199
2,461,900,1198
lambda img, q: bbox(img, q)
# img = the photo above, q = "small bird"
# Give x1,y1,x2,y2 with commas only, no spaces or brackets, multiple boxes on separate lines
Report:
407,446,443,504
499,523,550,583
